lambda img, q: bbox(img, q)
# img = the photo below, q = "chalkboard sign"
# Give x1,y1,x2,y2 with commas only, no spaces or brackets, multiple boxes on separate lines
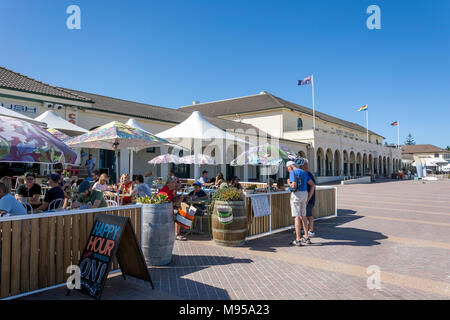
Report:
75,214,153,299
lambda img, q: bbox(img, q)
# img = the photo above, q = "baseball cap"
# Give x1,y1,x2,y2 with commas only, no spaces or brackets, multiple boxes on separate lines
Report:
78,181,92,193
193,182,202,187
25,172,36,178
286,161,296,168
47,173,61,182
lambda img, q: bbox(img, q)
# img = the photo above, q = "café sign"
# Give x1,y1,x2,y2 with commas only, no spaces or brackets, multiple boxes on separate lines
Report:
1,101,37,114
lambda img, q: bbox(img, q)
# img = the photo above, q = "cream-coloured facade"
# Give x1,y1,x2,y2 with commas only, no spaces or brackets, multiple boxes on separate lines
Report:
179,92,402,183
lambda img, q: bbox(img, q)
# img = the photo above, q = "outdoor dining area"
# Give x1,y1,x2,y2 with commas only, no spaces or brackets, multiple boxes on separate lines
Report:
0,107,336,299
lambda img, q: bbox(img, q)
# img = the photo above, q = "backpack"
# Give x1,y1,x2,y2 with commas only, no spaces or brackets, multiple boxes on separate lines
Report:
291,169,303,192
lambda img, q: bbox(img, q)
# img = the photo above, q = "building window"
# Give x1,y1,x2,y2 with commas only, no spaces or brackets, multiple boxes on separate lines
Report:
297,118,303,131
434,154,439,158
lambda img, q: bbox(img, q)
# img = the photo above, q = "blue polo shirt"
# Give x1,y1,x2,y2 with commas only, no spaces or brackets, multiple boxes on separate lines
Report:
289,168,311,192
0,194,27,216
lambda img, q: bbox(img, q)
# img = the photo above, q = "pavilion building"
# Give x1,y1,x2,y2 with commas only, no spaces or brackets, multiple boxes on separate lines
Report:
1,66,401,183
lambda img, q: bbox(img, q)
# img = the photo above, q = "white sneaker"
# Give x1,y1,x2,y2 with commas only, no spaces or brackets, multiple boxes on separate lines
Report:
308,231,315,237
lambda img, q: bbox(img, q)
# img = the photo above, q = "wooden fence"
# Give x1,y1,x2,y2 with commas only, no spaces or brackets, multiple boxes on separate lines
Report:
246,187,337,238
0,205,142,299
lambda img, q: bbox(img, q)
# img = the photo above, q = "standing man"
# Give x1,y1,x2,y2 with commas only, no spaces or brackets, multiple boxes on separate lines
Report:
300,158,316,237
85,154,96,177
287,161,315,246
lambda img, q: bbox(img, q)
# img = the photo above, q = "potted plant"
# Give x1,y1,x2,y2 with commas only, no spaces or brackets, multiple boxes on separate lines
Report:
136,192,175,266
211,188,247,247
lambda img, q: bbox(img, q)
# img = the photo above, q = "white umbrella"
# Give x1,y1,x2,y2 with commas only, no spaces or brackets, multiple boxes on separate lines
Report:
148,154,180,164
125,118,186,178
179,154,216,165
35,110,88,135
0,106,46,126
157,111,248,178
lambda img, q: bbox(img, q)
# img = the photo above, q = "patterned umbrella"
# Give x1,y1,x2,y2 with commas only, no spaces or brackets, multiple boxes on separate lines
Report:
230,144,296,166
65,121,169,184
0,115,77,164
148,154,180,165
179,154,216,165
65,121,169,151
47,128,71,142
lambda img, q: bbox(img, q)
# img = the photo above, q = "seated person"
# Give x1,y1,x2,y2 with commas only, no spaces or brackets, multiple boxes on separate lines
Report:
158,176,186,241
37,173,65,212
214,172,224,188
197,170,211,186
118,174,133,204
184,181,208,212
144,170,155,190
276,178,286,191
186,182,208,201
0,182,27,216
132,174,152,197
15,172,42,210
231,176,243,190
72,181,107,209
93,173,109,192
219,177,232,189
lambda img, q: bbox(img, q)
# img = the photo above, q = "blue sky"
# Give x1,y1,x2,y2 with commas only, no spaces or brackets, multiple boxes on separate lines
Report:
1,0,449,147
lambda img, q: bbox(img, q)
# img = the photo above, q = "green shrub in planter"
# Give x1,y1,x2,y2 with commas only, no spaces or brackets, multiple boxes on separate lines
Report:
212,187,244,201
136,192,170,205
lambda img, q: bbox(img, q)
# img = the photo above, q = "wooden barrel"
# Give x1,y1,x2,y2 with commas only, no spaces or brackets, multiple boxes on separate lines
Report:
212,200,247,247
142,202,175,265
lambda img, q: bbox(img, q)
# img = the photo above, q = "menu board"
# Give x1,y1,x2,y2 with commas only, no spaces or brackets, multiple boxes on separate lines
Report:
251,195,271,218
76,214,153,299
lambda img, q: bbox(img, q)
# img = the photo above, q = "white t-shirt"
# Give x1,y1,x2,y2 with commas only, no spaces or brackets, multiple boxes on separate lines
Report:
93,182,107,192
0,194,27,216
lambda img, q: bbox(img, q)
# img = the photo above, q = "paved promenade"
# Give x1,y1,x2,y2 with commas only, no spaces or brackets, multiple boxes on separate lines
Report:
23,179,450,300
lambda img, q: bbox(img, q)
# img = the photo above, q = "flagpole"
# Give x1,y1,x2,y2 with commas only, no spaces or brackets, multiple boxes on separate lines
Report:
366,107,369,143
397,120,400,149
312,74,316,131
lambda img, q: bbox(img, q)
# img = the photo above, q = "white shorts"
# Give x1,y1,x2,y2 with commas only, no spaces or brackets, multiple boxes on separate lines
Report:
290,191,308,217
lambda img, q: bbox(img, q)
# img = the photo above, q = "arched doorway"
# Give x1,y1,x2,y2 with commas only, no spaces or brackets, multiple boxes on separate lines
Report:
350,151,356,176
363,154,368,176
316,148,324,177
369,154,373,174
334,150,341,176
356,153,362,176
325,148,333,176
343,150,349,176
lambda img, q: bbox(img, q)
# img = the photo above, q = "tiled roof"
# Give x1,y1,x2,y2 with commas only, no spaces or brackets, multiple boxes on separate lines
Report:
63,89,301,144
178,91,383,137
0,66,92,102
401,144,447,154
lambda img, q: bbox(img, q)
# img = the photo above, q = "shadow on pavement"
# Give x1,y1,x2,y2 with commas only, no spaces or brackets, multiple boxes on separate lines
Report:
241,208,387,252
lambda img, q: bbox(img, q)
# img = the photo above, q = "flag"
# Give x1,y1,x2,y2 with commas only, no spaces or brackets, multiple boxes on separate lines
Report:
391,121,398,126
357,105,368,111
298,76,312,86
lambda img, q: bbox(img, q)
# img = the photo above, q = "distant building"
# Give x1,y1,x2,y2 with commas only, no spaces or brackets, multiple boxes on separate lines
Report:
401,144,450,173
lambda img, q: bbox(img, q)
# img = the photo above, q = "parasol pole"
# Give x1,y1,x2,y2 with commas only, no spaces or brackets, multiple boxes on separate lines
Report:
113,141,120,204
130,150,134,181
